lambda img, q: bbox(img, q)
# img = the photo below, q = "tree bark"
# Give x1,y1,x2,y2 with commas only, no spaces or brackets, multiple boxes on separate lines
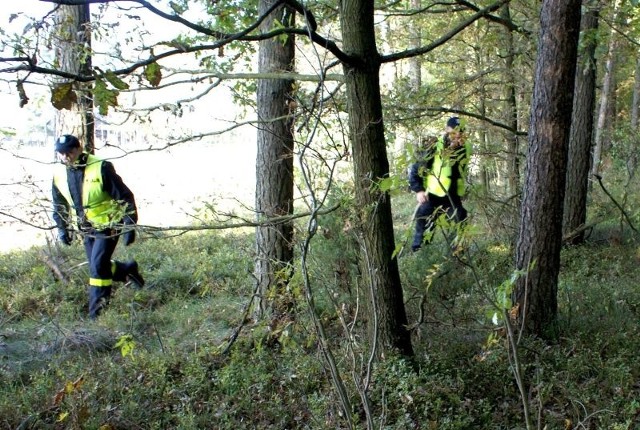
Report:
408,0,422,89
632,56,640,129
501,4,521,200
591,1,620,178
513,0,581,339
563,4,599,245
254,0,296,320
53,4,94,152
476,47,491,194
339,0,413,357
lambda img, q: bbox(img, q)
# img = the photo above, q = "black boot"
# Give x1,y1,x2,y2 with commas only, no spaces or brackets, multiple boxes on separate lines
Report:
89,286,112,319
126,261,145,289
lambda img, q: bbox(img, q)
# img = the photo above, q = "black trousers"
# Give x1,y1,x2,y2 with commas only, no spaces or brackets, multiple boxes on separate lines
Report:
83,230,130,319
412,193,467,251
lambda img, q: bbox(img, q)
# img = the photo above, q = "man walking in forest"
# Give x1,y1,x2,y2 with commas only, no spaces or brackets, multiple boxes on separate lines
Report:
408,116,471,252
52,134,145,319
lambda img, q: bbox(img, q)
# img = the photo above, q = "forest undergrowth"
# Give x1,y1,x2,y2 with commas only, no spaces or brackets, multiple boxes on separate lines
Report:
1,177,639,430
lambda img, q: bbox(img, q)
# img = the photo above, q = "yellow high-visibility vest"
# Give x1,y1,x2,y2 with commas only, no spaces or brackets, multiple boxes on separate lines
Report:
53,154,124,228
426,138,471,197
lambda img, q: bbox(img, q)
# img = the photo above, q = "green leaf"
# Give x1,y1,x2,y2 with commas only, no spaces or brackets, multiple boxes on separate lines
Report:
378,177,394,193
144,62,162,87
104,71,129,90
115,333,135,358
93,79,119,115
51,83,77,110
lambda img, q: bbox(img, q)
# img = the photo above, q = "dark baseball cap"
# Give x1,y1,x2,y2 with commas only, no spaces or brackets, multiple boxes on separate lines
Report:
446,116,461,129
54,135,81,153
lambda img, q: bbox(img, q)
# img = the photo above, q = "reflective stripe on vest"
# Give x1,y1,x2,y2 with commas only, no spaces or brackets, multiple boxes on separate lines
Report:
426,139,470,197
53,154,124,228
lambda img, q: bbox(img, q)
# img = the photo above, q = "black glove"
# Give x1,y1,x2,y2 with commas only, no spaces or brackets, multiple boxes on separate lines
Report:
123,230,136,246
58,229,72,246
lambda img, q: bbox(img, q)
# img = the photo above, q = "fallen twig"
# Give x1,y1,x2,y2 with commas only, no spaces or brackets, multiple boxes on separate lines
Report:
39,250,70,284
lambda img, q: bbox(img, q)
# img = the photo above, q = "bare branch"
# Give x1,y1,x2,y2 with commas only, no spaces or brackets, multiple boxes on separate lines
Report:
138,203,341,234
38,0,355,65
381,0,512,63
0,210,55,230
456,0,527,33
594,174,639,233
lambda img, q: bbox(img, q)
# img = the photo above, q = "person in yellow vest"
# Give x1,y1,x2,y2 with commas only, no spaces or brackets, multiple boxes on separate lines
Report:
52,134,145,319
408,117,471,252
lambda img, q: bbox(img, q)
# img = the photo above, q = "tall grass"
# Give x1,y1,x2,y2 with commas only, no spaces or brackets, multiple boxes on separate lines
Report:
1,171,640,429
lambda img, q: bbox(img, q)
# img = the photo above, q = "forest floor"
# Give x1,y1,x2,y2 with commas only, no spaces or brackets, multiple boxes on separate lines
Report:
1,155,640,428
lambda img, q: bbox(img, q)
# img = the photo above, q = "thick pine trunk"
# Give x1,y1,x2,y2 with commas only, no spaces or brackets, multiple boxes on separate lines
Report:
339,0,413,357
513,0,581,339
563,5,599,244
254,0,295,320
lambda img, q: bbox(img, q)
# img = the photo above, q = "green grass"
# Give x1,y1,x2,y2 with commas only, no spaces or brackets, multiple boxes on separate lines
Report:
1,187,640,429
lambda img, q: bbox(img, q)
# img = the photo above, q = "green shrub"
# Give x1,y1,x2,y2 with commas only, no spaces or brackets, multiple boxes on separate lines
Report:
2,195,640,429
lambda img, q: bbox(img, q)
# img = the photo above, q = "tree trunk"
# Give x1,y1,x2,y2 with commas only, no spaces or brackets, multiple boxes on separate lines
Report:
513,0,581,339
53,4,94,152
563,4,599,245
591,1,620,178
339,0,413,357
632,56,640,129
475,45,491,194
408,0,422,89
501,4,521,200
254,0,296,321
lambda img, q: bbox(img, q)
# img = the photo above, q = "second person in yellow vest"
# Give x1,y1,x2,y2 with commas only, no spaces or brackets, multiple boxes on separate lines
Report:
408,116,471,252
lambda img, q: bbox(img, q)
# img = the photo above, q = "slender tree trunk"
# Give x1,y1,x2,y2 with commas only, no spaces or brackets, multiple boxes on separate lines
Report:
254,0,296,321
502,4,521,200
563,4,599,244
475,44,491,193
339,0,413,357
591,1,620,177
408,0,422,89
632,56,640,129
478,97,491,193
53,4,94,152
513,0,581,339
630,57,640,173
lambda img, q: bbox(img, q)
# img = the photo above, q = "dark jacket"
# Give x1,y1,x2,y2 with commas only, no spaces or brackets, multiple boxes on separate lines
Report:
408,134,468,198
52,153,137,231
408,154,433,193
